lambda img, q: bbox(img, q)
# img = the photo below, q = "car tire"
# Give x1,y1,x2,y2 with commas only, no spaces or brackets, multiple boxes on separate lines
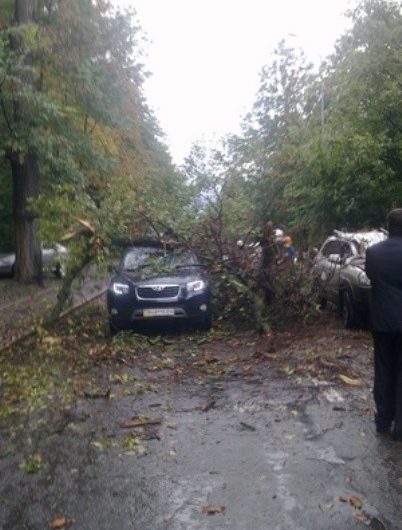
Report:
54,263,65,279
313,278,327,309
319,296,327,310
108,320,119,337
195,313,212,332
340,289,358,329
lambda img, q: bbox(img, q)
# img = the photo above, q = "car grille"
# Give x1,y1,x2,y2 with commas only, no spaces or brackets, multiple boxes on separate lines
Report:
136,285,180,300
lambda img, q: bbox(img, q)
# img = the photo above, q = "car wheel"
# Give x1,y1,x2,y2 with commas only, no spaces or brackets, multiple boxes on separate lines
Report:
319,296,327,310
108,320,119,337
54,263,65,279
340,289,357,329
313,278,327,309
195,313,212,332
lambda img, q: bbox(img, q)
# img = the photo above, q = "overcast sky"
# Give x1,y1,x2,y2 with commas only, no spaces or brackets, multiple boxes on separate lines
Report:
115,0,354,165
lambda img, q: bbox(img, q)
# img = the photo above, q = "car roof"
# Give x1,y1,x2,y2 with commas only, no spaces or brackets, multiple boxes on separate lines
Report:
333,229,387,247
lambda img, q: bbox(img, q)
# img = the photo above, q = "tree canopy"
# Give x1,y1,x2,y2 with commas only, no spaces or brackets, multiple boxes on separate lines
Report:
185,0,402,249
0,0,191,285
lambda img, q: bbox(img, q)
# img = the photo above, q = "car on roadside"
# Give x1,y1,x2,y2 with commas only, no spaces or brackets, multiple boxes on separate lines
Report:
0,243,68,278
107,248,212,335
313,229,387,328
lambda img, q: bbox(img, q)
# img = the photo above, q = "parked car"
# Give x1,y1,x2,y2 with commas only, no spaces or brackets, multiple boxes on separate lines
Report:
0,243,68,278
107,248,212,334
313,229,387,328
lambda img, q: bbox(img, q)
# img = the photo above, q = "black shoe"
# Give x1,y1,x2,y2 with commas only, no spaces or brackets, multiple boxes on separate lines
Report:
376,422,392,434
392,429,402,441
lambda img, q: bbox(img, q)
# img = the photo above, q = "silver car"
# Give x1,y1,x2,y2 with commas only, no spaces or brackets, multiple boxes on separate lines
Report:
314,230,387,328
0,243,68,278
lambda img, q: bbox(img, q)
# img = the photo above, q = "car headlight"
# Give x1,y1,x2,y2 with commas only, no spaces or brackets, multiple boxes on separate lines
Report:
112,282,130,295
358,272,371,287
187,280,205,293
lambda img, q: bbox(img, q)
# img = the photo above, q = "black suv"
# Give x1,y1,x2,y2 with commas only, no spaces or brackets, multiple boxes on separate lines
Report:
107,248,212,334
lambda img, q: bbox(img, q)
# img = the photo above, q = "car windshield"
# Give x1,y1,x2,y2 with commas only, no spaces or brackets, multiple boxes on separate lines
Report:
159,251,200,268
352,232,387,256
122,247,158,271
123,249,201,273
333,230,387,257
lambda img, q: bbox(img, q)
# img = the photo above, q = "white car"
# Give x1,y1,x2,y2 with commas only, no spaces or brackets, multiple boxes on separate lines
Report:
0,243,68,278
313,229,387,327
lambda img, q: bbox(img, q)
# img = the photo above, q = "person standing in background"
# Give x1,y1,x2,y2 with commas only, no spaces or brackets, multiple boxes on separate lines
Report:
283,235,297,263
366,208,402,441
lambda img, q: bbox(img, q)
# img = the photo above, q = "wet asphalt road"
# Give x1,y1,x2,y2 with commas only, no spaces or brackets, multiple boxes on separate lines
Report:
0,365,401,530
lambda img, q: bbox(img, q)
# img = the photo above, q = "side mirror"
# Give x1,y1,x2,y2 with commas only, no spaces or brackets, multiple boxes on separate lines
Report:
328,253,342,264
108,264,117,273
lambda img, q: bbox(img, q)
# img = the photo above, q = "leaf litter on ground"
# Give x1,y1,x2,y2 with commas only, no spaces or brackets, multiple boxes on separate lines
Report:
120,416,163,428
201,505,226,515
49,516,74,529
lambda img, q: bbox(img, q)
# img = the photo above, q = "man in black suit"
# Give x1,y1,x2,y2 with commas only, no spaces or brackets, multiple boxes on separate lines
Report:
366,208,402,441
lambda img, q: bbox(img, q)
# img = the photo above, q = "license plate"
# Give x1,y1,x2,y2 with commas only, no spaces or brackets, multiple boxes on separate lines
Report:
143,308,175,318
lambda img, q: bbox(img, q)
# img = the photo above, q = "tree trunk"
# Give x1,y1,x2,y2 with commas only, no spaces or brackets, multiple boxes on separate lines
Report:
11,154,42,284
260,220,276,305
15,0,35,22
10,0,43,284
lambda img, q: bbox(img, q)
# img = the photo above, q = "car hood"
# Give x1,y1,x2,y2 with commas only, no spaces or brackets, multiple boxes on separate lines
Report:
113,267,206,286
345,256,366,271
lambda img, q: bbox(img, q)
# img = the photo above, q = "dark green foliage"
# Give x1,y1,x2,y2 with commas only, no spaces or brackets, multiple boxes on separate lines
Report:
187,0,402,327
265,262,319,329
226,0,402,245
0,0,183,286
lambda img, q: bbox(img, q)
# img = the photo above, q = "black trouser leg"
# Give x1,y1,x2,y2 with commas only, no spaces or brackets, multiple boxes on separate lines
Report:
393,335,402,437
372,331,399,430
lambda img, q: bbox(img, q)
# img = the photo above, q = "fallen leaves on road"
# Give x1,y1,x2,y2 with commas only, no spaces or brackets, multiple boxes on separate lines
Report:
49,516,74,529
252,351,277,362
319,502,333,512
122,434,148,455
120,416,163,428
199,399,216,412
147,355,176,371
338,374,362,386
280,365,294,376
20,453,43,473
204,354,220,364
202,505,226,515
353,511,370,523
83,387,111,399
90,439,117,450
42,336,62,346
339,494,363,510
239,421,256,432
283,432,296,441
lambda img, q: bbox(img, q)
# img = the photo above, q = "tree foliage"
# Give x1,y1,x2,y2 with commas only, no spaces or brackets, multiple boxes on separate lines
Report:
0,1,189,296
185,0,402,326
191,0,402,251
